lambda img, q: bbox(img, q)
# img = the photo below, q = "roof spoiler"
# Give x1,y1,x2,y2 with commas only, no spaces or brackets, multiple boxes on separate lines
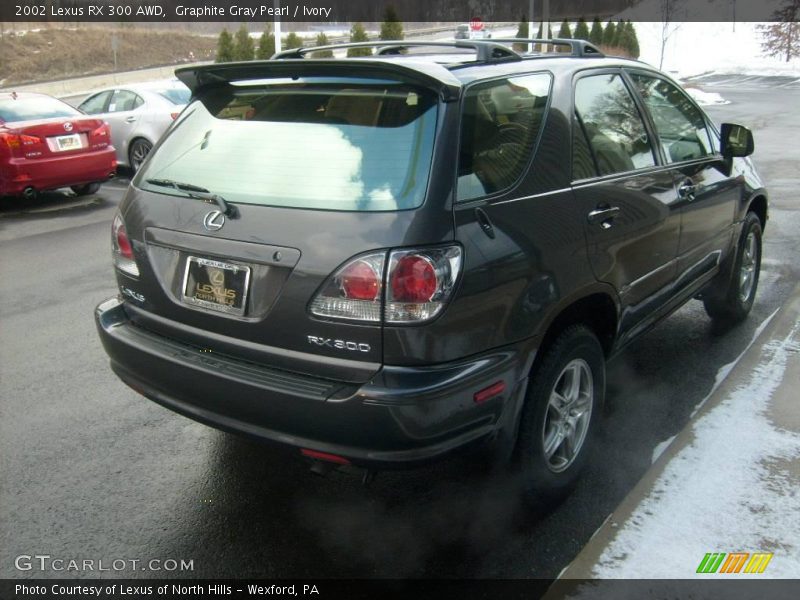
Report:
175,60,463,102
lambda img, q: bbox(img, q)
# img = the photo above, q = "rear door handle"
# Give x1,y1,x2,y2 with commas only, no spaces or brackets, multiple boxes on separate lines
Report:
125,116,137,123
587,205,621,229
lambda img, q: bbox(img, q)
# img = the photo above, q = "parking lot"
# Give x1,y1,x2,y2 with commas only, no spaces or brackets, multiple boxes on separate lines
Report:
1,82,799,579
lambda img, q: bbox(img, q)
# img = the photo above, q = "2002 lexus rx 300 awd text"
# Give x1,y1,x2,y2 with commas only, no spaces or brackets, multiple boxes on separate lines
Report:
95,39,767,506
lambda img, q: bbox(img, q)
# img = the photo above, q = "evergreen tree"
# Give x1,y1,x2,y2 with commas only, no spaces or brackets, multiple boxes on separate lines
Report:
215,29,234,63
311,32,334,58
232,25,254,61
574,18,590,41
283,32,303,50
615,21,633,56
627,21,641,58
558,19,572,39
380,5,404,41
347,22,372,57
589,17,604,45
613,19,626,46
513,15,529,51
255,28,275,60
603,20,617,46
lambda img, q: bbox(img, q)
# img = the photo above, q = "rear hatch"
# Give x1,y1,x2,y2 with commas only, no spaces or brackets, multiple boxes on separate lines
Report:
117,62,459,383
0,94,110,161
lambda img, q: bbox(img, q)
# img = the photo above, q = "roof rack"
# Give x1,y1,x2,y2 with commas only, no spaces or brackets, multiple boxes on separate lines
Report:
486,38,604,58
273,41,522,64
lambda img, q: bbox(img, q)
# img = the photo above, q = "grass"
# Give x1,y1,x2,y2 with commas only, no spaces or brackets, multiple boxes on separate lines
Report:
0,27,217,86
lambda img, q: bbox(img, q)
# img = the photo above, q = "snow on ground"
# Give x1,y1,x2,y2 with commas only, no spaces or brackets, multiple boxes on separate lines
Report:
685,88,730,105
592,317,800,578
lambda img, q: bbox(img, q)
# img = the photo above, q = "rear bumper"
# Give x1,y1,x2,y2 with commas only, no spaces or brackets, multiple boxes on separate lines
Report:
95,297,534,468
0,146,116,195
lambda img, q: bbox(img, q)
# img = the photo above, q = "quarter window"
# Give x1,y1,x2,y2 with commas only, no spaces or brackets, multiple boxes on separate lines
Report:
629,73,713,163
457,73,552,201
574,73,656,177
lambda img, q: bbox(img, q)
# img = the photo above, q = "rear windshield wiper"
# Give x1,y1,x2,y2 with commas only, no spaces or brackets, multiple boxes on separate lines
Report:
145,178,238,217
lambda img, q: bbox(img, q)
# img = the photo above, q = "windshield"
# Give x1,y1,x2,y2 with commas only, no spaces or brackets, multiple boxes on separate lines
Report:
0,95,80,123
135,80,439,212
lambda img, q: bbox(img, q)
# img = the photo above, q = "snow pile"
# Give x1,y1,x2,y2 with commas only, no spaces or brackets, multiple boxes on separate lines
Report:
685,88,730,105
593,319,800,578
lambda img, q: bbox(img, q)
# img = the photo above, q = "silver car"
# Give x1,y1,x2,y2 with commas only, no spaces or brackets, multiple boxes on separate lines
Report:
78,80,190,172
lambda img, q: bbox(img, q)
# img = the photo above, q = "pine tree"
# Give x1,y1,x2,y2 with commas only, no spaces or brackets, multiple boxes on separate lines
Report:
627,21,641,58
283,32,303,50
311,32,333,58
255,28,275,60
232,25,254,61
215,29,234,63
347,22,372,57
380,5,404,41
613,19,625,46
589,17,604,46
513,15,529,51
558,19,572,39
574,18,590,41
758,0,800,62
603,20,617,46
615,21,633,56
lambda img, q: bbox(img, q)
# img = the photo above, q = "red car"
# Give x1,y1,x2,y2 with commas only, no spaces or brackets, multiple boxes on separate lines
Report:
0,92,117,198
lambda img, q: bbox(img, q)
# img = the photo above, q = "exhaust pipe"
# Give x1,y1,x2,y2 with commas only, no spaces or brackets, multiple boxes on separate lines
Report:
22,187,37,200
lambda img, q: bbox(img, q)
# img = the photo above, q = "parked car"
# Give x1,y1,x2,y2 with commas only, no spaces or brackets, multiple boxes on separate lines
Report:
95,39,767,507
0,92,116,198
78,80,190,172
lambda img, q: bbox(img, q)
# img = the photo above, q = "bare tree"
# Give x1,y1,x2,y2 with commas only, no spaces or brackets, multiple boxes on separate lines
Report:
659,0,686,70
759,0,800,62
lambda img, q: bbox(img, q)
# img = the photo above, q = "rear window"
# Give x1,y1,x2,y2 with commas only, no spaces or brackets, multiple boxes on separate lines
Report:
135,80,438,212
157,87,191,105
0,95,80,123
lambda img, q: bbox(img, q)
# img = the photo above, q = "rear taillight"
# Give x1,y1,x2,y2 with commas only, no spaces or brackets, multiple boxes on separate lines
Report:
309,246,462,324
385,246,462,323
309,253,384,322
0,132,42,151
111,214,140,277
92,123,110,138
170,112,180,120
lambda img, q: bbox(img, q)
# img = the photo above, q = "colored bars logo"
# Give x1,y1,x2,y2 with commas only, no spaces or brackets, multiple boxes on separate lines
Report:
696,552,773,574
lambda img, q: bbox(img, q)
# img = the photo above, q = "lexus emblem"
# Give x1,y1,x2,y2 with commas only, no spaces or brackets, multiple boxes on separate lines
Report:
203,210,225,231
209,269,225,285
63,122,73,132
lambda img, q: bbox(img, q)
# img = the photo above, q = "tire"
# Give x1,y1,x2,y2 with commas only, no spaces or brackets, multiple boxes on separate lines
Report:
128,138,153,172
517,325,605,510
703,211,762,326
70,182,101,196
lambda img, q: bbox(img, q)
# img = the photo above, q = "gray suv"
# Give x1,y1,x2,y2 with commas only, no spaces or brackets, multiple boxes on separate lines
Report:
96,39,767,506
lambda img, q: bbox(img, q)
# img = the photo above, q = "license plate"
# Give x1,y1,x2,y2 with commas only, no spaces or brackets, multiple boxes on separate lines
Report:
182,256,251,316
55,134,82,151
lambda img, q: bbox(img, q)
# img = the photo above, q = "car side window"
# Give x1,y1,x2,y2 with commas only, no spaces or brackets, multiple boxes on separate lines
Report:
457,73,552,201
629,73,714,163
79,91,111,115
108,90,141,113
574,73,656,177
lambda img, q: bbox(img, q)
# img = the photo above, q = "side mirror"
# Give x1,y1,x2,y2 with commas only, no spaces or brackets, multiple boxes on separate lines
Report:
720,123,754,158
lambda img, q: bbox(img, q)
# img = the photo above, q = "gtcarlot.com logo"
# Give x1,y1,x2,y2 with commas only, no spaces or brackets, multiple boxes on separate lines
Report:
696,552,773,574
15,554,194,572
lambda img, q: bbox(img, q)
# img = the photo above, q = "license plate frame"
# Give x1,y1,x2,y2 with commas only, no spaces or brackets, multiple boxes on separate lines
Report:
181,256,251,316
54,133,82,152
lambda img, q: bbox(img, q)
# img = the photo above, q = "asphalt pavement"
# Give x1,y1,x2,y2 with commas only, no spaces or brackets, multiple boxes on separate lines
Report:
1,83,799,580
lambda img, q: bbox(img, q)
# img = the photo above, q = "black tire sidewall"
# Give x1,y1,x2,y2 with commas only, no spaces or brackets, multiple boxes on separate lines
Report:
730,213,762,316
517,326,605,505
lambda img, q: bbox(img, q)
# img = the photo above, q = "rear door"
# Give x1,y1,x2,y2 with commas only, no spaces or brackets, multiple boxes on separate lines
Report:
119,78,446,382
625,70,738,284
571,70,681,331
103,89,145,163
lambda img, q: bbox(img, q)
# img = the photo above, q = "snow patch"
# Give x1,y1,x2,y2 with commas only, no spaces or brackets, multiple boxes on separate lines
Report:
592,318,800,578
685,88,730,106
651,435,677,463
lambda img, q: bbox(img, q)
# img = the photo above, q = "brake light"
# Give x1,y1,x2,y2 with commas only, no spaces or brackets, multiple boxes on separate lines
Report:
0,133,42,149
309,246,462,324
309,252,384,322
385,246,462,323
92,123,110,138
111,214,139,277
170,112,180,120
